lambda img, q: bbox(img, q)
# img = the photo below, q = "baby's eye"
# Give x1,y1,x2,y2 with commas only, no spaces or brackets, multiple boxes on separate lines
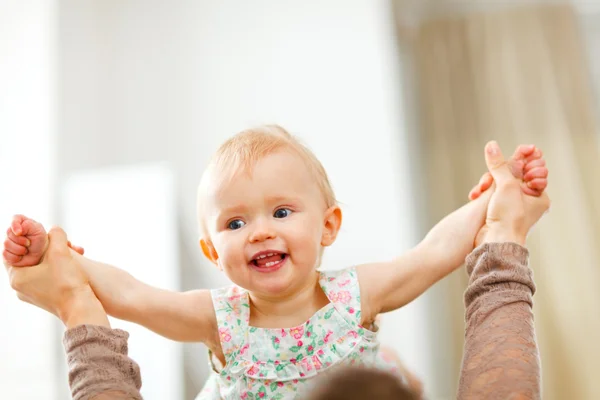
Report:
227,219,245,230
274,208,292,219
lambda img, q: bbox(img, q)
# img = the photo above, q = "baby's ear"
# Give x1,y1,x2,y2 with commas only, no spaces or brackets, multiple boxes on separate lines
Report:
321,205,342,247
199,238,219,266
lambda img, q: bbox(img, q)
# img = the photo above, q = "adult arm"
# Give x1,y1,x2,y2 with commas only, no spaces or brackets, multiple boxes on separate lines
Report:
457,242,541,400
64,323,143,400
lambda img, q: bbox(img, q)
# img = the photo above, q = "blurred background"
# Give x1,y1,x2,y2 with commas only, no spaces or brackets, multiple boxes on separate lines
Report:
1,0,599,399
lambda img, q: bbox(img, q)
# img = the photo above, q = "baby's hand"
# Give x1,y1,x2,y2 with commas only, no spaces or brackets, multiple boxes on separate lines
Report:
2,215,84,267
469,144,548,200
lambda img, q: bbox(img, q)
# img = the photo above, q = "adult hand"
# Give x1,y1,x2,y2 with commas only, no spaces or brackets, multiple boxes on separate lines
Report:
5,226,109,328
475,141,550,247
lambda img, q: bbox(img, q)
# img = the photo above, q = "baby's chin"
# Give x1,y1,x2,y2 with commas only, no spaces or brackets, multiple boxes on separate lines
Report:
248,269,312,295
247,269,296,294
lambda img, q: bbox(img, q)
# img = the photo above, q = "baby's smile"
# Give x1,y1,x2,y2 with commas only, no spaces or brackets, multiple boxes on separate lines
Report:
250,251,288,273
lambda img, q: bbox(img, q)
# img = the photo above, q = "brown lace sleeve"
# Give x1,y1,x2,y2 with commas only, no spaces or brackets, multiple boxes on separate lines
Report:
63,325,143,400
458,243,541,400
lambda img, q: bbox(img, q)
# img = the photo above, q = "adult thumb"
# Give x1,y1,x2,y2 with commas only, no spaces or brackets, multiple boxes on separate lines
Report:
47,226,69,249
484,141,513,186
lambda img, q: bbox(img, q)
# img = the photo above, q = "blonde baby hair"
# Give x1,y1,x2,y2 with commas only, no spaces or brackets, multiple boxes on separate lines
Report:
197,125,337,236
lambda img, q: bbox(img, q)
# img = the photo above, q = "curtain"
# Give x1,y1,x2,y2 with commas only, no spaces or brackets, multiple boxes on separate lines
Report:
400,3,600,399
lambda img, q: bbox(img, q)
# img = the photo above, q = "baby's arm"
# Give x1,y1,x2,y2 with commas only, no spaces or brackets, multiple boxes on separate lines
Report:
357,144,548,319
357,192,492,315
72,253,218,344
3,216,218,346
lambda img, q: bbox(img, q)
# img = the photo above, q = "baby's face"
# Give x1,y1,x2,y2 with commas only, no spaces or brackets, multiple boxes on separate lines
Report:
203,150,331,297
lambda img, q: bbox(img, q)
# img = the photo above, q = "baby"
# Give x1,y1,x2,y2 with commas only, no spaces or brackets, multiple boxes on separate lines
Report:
3,125,548,399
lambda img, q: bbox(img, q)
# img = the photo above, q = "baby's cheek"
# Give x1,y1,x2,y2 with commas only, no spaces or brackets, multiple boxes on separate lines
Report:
219,246,239,266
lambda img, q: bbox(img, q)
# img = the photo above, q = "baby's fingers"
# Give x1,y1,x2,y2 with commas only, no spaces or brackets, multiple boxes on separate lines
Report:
3,236,28,256
512,144,536,160
21,218,45,238
523,166,548,182
527,178,547,191
2,249,22,264
10,215,27,236
6,228,30,247
526,148,543,163
524,158,545,173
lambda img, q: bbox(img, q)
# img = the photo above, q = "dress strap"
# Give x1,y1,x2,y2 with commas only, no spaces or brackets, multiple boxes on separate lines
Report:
319,267,363,326
210,285,251,360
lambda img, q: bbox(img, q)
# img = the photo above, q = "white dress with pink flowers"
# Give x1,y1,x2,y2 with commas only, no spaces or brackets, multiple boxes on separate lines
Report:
195,267,400,400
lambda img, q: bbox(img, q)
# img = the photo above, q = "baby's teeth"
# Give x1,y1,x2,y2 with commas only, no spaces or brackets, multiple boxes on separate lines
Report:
257,253,276,259
265,261,279,267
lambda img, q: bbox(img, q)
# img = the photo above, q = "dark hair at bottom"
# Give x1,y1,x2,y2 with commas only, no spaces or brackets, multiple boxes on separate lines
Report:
304,366,419,400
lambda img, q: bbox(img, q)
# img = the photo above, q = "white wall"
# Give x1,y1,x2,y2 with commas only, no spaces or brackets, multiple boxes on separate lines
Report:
0,1,60,398
57,0,436,398
61,164,183,400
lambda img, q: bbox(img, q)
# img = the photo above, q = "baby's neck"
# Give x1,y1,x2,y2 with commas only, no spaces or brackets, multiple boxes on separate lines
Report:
248,273,330,329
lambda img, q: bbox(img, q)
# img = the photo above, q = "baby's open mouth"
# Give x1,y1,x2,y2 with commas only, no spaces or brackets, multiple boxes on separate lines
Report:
252,252,287,267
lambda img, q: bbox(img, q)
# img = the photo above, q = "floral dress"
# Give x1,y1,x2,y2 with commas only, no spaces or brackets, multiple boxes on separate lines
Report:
195,267,401,400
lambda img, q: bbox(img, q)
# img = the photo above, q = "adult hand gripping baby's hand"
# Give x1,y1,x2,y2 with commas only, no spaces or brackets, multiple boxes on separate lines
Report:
475,141,551,247
3,214,84,267
5,227,107,328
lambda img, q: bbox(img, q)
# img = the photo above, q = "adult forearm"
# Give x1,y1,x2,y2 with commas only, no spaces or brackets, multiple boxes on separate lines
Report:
64,325,142,400
59,287,111,329
478,228,526,247
458,242,541,400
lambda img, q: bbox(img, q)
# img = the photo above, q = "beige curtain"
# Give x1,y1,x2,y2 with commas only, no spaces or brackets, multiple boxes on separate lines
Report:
400,3,600,399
